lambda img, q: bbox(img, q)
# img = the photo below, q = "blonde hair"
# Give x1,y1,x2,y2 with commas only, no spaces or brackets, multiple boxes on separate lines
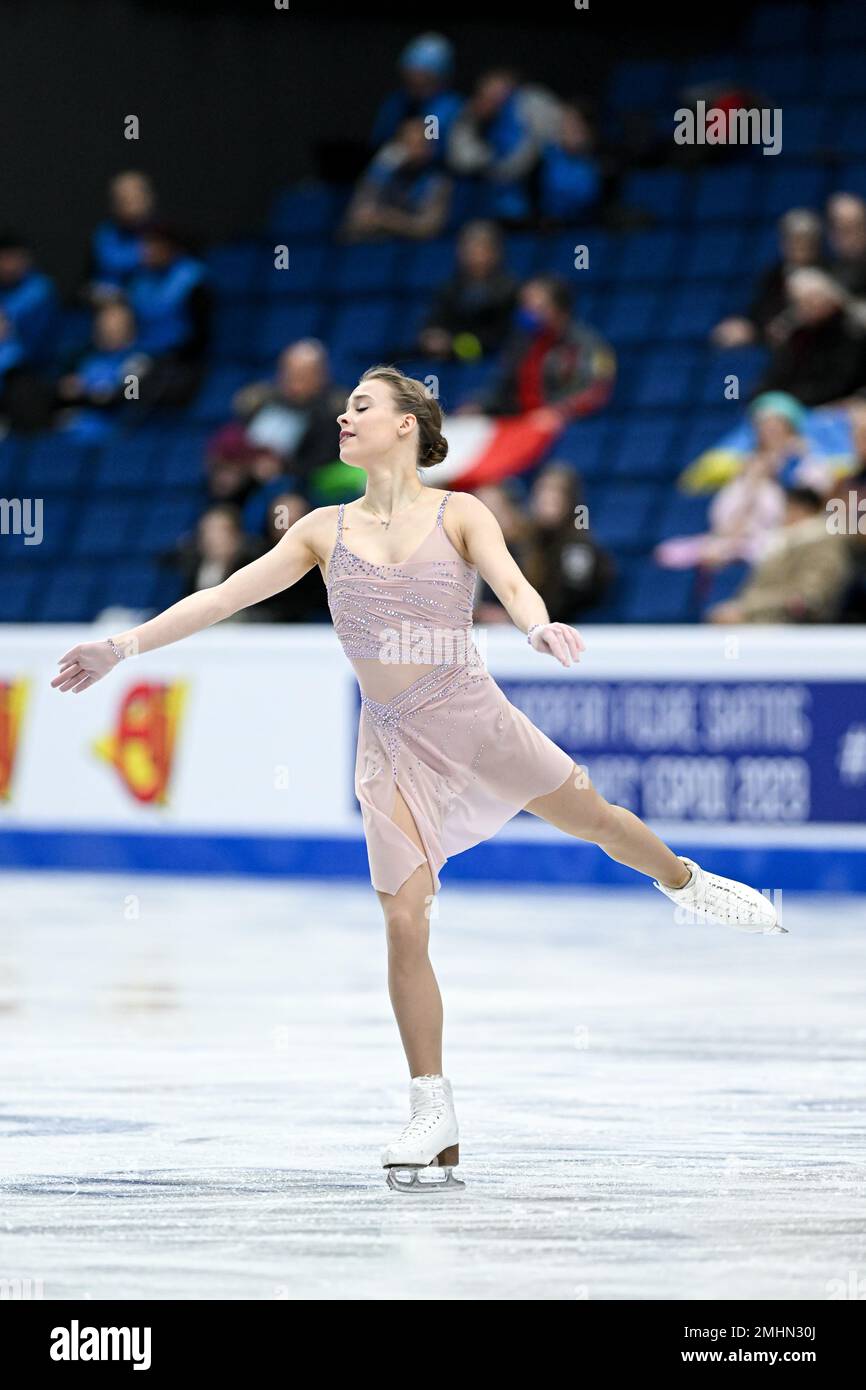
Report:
358,364,448,468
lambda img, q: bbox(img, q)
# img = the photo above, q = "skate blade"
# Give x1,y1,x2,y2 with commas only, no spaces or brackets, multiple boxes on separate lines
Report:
385,1165,466,1193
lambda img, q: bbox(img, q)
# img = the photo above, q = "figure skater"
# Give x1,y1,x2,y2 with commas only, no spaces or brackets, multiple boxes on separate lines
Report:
51,365,785,1195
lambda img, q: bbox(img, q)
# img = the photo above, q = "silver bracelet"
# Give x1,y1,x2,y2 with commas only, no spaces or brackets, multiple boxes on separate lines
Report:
106,636,125,662
527,624,543,645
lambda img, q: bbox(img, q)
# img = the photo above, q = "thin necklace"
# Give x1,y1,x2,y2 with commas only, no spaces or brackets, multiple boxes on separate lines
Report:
361,487,425,530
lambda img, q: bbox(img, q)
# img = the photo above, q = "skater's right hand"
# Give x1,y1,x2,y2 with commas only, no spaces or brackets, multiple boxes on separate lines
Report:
529,622,585,668
51,639,126,694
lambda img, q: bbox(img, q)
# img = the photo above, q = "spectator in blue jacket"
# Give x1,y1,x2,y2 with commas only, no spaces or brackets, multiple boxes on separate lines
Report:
371,32,462,163
0,232,58,428
537,101,602,226
447,69,562,223
342,117,451,242
0,232,57,365
57,301,148,422
127,225,211,405
88,171,156,300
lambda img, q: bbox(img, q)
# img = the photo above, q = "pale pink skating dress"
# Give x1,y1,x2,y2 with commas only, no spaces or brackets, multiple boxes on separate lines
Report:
326,490,575,895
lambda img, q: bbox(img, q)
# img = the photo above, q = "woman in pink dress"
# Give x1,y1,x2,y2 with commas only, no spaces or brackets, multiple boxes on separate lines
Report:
52,365,783,1193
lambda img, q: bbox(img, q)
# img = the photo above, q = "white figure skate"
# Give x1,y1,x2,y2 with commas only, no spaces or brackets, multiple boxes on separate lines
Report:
381,1074,465,1192
654,856,787,934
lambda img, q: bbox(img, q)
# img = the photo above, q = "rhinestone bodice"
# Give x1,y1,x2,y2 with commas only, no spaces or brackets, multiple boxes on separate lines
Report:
325,492,477,667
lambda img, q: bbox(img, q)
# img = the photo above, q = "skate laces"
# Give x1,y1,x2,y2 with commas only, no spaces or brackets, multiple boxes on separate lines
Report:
399,1080,447,1140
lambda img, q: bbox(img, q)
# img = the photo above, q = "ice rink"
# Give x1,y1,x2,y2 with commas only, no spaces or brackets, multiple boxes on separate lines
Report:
1,869,864,1301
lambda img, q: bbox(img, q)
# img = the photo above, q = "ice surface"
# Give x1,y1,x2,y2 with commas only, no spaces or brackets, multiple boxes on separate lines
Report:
1,871,864,1301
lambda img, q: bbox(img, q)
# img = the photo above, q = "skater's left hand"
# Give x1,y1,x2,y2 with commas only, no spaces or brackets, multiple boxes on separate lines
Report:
529,622,585,667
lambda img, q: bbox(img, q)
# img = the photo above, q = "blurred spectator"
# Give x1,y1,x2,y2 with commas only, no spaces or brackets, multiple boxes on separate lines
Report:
371,32,462,162
342,117,452,241
462,273,616,426
0,231,58,429
417,221,518,360
162,505,267,617
204,423,288,512
127,224,211,405
521,464,613,618
56,300,148,424
88,171,156,300
826,192,866,299
707,486,851,624
231,340,345,482
472,482,531,622
754,268,866,407
447,68,562,223
537,100,603,226
712,209,824,348
251,494,330,623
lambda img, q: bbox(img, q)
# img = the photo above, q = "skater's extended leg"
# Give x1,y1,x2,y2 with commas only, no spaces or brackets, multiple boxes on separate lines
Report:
524,763,782,932
524,763,689,886
376,786,443,1077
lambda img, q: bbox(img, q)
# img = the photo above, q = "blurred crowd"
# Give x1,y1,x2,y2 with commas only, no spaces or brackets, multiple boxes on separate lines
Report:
3,30,866,627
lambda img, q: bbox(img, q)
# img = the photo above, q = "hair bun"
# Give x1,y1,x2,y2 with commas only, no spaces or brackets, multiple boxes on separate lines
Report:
423,434,449,467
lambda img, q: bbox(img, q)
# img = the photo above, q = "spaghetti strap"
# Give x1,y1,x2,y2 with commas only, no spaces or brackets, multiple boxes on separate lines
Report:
336,502,345,542
436,490,453,527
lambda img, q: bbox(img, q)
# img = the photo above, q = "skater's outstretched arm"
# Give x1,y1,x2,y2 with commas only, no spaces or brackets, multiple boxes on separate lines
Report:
452,492,585,668
50,511,323,694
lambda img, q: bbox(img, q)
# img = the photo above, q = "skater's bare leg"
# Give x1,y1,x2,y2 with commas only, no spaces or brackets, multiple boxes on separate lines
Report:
376,787,443,1078
525,763,689,888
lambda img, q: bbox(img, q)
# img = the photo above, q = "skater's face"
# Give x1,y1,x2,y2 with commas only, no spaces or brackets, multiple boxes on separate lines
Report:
338,380,417,466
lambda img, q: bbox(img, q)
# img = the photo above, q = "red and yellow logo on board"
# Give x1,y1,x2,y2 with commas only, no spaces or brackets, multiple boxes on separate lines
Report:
94,681,187,805
0,678,28,802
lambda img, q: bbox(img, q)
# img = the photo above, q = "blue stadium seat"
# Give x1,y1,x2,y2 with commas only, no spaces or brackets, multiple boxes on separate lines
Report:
0,565,40,621
657,283,727,340
834,104,866,158
37,562,100,622
817,46,866,98
634,347,703,408
777,102,832,158
255,301,324,362
188,367,255,425
553,418,611,479
759,166,829,219
692,167,759,225
618,230,684,283
585,480,663,549
503,233,543,280
128,496,201,554
402,238,456,292
205,242,259,297
820,3,866,43
679,229,746,279
157,431,210,488
623,565,698,622
682,53,745,86
742,50,815,95
837,162,866,200
92,434,162,489
655,491,712,539
606,59,675,110
548,230,620,285
211,302,257,363
697,347,768,405
328,300,395,359
620,169,690,224
607,415,681,479
331,242,403,295
744,3,811,48
268,184,343,239
255,242,330,297
103,559,159,610
22,436,92,491
593,288,660,344
72,498,138,557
